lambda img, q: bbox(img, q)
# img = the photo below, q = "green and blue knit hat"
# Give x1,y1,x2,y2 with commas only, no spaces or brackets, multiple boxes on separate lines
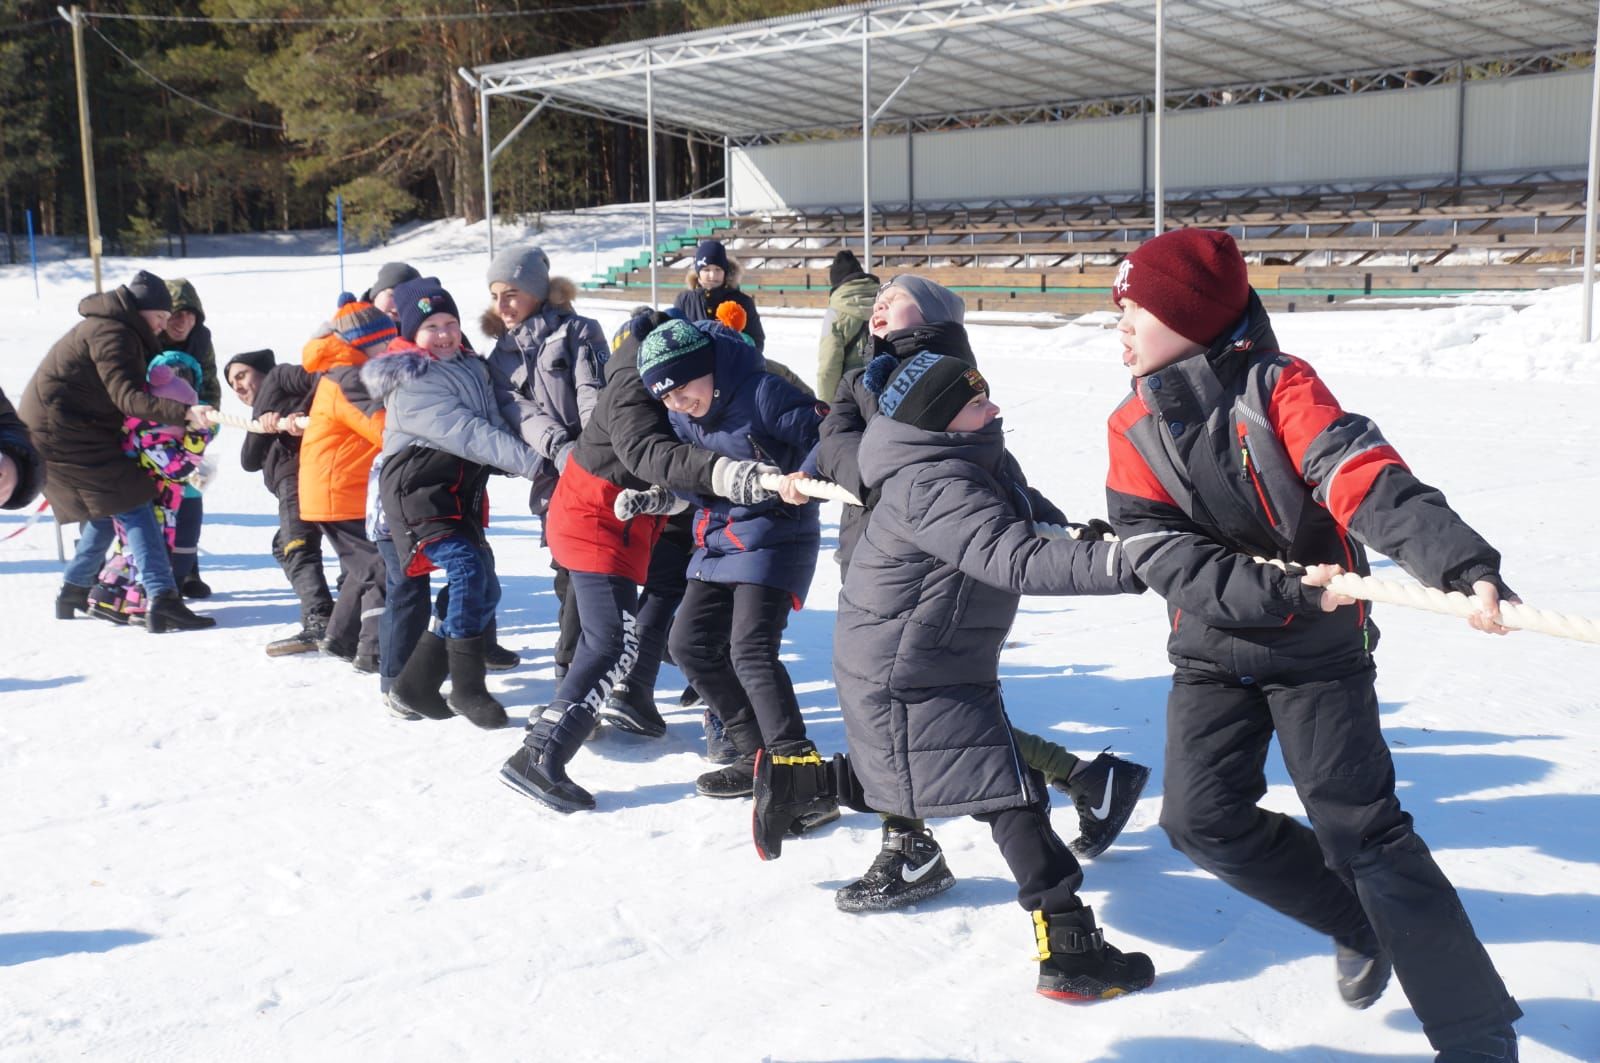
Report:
637,319,714,399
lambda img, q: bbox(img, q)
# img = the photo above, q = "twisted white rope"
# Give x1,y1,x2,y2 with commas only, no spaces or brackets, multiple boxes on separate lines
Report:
1034,522,1115,542
1252,556,1600,646
205,409,309,433
758,473,862,507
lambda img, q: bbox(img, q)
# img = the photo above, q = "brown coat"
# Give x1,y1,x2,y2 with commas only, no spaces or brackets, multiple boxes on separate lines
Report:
18,287,191,522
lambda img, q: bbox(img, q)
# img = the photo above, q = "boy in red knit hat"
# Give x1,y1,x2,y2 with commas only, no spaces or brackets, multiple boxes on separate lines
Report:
1105,228,1520,1062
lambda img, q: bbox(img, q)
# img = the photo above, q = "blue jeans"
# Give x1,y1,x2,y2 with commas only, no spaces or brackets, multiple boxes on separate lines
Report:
63,505,176,598
419,535,500,640
376,537,431,693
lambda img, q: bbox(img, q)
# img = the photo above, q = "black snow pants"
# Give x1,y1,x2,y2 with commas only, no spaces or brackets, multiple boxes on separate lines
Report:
1159,662,1521,1051
272,474,333,629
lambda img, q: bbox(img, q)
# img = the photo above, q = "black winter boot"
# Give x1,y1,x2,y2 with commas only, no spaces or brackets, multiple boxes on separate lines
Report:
444,635,507,729
482,618,520,672
390,631,453,720
599,681,667,738
835,825,956,912
55,583,90,620
696,755,757,798
1034,907,1154,1001
500,701,597,813
1055,751,1151,860
1434,1029,1518,1063
146,590,217,633
1334,928,1392,1010
752,743,840,860
181,561,212,600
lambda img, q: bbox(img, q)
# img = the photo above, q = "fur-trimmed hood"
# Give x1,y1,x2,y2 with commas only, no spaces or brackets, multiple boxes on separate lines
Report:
684,257,743,290
479,276,578,340
359,341,435,399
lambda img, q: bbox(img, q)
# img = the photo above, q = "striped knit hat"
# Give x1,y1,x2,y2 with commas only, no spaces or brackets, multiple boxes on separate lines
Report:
330,293,398,354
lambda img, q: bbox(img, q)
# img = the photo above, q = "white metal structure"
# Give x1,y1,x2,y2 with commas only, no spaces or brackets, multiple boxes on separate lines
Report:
466,0,1600,334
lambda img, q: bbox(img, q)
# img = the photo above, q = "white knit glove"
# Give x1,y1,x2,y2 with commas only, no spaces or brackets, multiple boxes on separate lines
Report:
614,485,691,521
711,457,781,506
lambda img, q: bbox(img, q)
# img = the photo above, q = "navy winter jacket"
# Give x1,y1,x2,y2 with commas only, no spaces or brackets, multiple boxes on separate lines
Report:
668,324,825,604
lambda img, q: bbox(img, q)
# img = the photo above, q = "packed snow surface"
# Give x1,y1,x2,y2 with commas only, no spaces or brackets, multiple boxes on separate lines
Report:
2,208,1597,1062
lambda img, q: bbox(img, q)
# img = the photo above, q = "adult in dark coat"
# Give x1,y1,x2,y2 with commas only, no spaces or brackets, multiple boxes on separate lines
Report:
20,272,215,631
0,387,45,509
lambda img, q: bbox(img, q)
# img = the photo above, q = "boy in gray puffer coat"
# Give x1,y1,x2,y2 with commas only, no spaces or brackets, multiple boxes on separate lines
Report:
483,246,608,679
755,354,1154,1002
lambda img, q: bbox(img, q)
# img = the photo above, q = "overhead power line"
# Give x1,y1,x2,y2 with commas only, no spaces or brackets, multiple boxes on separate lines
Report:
87,23,434,135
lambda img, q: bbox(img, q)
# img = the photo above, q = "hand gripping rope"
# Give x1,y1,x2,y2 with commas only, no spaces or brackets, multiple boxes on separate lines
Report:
755,473,863,507
1039,521,1600,645
205,409,310,433
1250,555,1600,646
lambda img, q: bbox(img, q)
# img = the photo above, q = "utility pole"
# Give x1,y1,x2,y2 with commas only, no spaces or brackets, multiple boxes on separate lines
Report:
60,5,103,291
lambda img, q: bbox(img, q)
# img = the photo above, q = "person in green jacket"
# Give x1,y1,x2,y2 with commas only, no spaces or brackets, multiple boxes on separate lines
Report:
158,278,221,598
816,249,879,402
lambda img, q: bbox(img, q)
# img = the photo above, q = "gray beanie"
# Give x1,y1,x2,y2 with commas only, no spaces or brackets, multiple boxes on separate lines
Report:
487,246,551,302
887,274,965,326
127,270,173,313
366,262,420,302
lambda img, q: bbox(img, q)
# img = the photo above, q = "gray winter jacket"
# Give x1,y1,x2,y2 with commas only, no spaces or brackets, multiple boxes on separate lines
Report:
363,344,541,480
485,298,607,511
834,416,1142,819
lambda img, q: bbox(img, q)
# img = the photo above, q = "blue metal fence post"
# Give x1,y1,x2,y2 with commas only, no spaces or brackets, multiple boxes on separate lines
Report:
25,209,39,300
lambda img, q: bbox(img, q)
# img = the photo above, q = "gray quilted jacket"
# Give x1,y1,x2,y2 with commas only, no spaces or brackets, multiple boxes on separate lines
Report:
834,416,1141,819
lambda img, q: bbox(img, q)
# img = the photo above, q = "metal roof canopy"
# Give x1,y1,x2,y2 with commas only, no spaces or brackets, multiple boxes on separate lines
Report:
464,0,1600,336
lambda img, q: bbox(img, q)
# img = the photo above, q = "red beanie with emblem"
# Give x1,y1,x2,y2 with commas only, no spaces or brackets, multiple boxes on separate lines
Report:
1111,228,1250,346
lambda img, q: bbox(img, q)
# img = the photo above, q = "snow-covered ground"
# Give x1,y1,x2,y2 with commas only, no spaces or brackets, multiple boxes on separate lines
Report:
2,211,1598,1062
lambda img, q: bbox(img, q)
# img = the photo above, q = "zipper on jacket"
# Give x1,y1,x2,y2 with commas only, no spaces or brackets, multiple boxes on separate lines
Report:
1237,421,1279,528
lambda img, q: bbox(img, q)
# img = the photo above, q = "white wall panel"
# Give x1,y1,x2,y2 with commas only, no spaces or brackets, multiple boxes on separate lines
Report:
729,72,1588,211
1463,70,1590,173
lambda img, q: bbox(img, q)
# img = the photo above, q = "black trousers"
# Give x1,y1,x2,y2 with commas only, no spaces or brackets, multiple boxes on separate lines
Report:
979,769,1085,915
170,493,203,585
624,530,690,695
272,476,332,628
320,519,385,655
668,579,807,754
557,572,638,713
552,563,581,667
1160,664,1520,1050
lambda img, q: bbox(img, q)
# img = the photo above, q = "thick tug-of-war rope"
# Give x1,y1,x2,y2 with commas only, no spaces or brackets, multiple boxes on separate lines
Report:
205,409,309,433
1251,555,1600,646
758,473,862,507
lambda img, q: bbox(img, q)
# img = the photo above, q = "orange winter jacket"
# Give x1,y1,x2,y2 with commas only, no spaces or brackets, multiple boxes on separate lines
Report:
298,333,386,523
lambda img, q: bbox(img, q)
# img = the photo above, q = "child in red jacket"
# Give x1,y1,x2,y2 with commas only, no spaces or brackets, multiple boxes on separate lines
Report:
1105,229,1519,1063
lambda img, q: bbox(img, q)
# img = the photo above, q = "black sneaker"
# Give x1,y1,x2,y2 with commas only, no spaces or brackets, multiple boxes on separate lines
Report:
267,628,322,657
703,709,738,765
696,756,756,798
1035,908,1155,1001
599,682,667,738
1058,751,1151,859
1335,934,1392,1010
835,826,956,913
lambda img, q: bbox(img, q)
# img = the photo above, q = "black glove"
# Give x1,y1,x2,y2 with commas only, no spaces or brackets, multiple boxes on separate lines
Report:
1078,518,1116,542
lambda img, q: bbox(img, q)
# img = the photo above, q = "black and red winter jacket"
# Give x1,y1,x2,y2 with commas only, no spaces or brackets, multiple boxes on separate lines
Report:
1106,290,1509,679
